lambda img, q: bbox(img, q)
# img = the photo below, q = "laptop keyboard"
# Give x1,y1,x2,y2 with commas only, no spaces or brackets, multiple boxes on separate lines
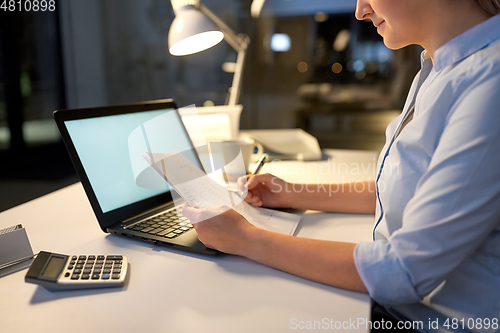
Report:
126,209,194,239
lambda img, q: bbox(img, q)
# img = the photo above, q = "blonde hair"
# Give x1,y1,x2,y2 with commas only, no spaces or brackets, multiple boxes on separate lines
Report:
476,0,500,14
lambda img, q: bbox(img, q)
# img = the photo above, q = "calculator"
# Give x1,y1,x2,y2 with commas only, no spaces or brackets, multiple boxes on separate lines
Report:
25,251,128,291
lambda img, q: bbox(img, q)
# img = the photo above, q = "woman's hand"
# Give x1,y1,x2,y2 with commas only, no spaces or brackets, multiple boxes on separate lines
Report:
182,204,261,256
237,173,292,208
182,205,366,293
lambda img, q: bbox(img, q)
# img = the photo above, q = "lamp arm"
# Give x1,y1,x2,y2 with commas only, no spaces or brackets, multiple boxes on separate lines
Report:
227,47,247,106
198,2,249,51
198,2,250,106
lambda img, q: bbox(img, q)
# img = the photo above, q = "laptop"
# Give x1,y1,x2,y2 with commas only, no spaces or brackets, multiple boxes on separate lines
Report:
54,99,219,255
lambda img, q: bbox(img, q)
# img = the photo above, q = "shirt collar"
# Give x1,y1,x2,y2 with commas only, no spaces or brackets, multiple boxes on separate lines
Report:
420,49,431,67
432,14,500,72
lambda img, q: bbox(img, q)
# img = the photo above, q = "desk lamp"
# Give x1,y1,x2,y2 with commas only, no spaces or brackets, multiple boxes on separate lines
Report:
168,0,250,106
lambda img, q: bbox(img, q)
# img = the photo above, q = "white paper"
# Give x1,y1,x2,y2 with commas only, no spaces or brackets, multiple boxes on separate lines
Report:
143,152,300,236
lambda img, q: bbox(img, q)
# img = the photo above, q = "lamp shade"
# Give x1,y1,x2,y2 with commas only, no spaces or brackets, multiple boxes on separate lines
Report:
168,6,224,56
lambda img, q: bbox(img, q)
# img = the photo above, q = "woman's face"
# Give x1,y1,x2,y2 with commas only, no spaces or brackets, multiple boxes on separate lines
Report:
355,0,427,50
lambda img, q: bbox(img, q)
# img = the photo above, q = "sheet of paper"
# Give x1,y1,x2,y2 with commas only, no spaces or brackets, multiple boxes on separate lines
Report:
143,152,300,236
233,200,300,236
143,152,239,207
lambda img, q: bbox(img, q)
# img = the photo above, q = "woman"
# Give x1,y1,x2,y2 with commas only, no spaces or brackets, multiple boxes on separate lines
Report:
183,0,500,331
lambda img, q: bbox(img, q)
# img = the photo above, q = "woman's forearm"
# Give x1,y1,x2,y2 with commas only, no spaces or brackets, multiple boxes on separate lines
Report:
243,228,368,293
286,181,376,214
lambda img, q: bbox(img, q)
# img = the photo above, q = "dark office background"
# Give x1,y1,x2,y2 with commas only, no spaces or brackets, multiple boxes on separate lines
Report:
0,0,421,211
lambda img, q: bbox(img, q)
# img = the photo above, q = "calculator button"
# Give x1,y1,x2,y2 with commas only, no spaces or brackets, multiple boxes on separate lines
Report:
111,274,120,280
72,255,77,260
77,259,85,264
112,270,121,274
74,269,82,274
101,274,110,280
88,255,96,260
96,260,104,264
83,269,92,274
103,269,111,274
64,272,70,277
97,255,105,260
166,233,177,238
91,274,100,280
78,255,86,260
81,274,90,280
71,274,80,280
76,264,84,269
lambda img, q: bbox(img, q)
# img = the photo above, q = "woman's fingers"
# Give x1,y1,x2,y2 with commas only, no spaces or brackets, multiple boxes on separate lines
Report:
181,203,199,221
245,173,275,190
182,203,230,223
238,173,283,207
237,175,251,191
243,187,265,204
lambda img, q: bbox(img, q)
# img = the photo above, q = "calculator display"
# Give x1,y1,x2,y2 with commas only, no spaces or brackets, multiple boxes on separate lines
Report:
42,257,64,278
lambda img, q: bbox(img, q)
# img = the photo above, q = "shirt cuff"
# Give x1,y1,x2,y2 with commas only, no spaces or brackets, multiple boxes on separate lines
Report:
354,241,422,306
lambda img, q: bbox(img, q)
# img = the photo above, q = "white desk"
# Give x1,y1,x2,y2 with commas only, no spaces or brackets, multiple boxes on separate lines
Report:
0,149,377,333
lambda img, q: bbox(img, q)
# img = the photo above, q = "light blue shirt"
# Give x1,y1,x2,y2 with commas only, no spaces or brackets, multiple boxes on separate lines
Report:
354,14,500,332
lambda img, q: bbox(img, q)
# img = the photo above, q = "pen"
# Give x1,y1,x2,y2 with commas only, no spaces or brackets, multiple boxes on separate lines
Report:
252,154,267,175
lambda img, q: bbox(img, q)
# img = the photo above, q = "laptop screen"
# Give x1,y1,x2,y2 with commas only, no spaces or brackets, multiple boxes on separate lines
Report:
64,108,201,213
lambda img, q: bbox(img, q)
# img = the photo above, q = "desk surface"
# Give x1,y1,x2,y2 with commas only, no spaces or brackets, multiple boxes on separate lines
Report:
0,149,377,333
